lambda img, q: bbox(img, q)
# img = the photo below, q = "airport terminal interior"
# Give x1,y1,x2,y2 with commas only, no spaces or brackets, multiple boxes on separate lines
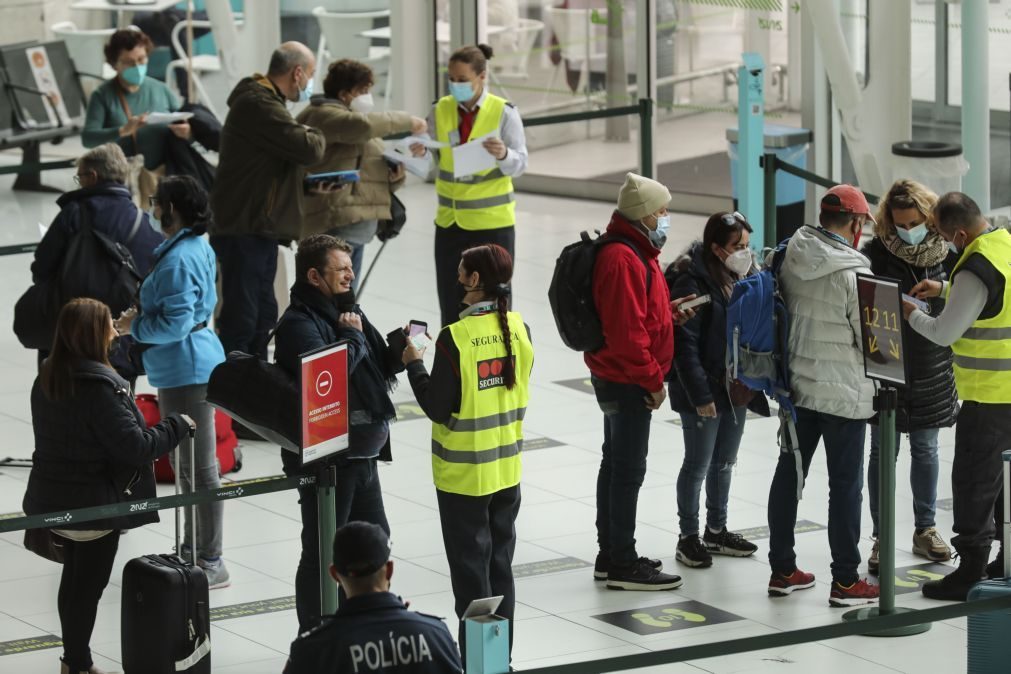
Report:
0,0,1010,672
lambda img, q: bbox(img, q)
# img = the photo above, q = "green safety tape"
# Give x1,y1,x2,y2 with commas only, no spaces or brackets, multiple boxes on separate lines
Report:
766,154,879,204
0,159,75,176
681,0,783,11
0,473,311,534
523,104,642,128
522,595,1011,673
0,243,38,256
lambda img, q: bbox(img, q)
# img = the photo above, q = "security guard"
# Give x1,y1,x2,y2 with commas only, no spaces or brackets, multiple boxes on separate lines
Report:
402,244,533,661
903,191,1011,601
409,44,528,327
284,522,462,674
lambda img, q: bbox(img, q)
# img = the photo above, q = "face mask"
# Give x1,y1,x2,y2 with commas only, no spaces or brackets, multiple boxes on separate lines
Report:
852,221,863,249
895,223,928,246
723,249,752,276
333,289,356,312
449,81,475,103
121,63,147,87
298,75,314,103
146,209,161,233
947,234,962,255
646,214,670,249
349,93,374,113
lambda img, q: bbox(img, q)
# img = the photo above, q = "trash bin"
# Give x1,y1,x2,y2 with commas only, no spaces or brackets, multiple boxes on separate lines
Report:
891,141,969,197
727,125,812,241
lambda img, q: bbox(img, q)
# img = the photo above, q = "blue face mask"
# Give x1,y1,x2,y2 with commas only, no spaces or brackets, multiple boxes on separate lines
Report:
298,76,314,103
895,223,928,246
121,63,147,87
647,214,670,249
449,81,475,103
146,209,161,233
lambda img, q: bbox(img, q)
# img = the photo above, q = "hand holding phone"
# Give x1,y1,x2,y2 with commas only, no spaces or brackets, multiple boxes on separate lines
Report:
679,294,712,311
902,293,931,315
408,320,429,350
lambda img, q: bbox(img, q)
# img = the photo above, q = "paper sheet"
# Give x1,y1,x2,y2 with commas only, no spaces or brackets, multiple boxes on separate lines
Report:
383,147,431,179
451,133,498,179
402,135,447,150
146,112,193,125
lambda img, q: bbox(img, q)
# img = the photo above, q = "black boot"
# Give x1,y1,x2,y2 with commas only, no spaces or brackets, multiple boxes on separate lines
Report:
922,546,989,601
986,547,1005,579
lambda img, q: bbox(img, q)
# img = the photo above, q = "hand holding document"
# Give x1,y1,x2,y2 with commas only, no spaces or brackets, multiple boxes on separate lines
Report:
384,143,432,179
402,135,447,150
451,132,500,179
146,111,194,125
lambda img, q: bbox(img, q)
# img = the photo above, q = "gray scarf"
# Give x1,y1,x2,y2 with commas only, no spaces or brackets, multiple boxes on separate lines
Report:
882,230,949,268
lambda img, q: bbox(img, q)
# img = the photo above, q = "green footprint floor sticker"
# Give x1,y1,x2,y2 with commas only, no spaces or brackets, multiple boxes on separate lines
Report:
595,600,743,635
892,563,954,595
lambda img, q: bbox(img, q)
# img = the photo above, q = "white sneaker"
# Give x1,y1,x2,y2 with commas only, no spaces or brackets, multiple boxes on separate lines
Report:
199,557,231,590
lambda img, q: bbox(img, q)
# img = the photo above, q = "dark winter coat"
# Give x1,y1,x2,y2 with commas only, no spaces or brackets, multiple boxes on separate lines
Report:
665,242,770,418
861,237,959,430
23,359,186,531
274,281,402,472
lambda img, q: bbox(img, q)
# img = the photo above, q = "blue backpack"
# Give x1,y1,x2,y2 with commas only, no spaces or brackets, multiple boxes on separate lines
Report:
725,239,804,499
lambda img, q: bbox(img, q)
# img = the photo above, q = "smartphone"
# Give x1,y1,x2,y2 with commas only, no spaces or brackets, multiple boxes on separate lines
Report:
304,170,360,186
902,293,931,315
678,294,712,311
408,320,429,349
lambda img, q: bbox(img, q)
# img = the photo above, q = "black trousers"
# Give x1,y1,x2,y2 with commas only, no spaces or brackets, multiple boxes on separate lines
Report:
294,459,389,634
58,532,120,671
210,234,279,359
952,401,1011,551
434,224,515,327
436,485,521,660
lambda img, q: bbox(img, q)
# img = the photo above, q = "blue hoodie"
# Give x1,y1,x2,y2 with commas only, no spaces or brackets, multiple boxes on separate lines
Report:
133,229,225,389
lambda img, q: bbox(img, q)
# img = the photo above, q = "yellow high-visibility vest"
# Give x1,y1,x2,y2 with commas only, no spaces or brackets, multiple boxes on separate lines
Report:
434,94,515,231
950,228,1011,403
431,311,533,496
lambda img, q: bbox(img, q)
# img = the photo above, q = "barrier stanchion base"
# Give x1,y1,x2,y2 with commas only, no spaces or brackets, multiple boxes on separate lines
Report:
841,606,931,636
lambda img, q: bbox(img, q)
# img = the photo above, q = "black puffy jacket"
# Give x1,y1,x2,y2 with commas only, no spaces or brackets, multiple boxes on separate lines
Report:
23,360,185,531
861,237,959,431
665,242,769,418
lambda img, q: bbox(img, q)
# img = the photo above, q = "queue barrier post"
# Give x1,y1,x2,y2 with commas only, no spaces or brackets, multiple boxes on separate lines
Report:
317,463,339,616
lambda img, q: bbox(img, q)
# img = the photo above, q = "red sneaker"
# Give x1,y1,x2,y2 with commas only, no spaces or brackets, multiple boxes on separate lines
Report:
829,578,880,607
768,569,816,596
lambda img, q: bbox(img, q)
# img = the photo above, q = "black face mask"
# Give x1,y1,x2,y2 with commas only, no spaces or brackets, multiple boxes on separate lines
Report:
333,289,357,312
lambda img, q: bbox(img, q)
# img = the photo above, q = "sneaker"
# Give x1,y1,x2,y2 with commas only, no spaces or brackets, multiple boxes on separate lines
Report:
675,534,713,568
593,553,662,581
703,527,758,557
199,557,231,590
912,527,952,562
767,569,816,596
986,552,1005,579
606,558,683,591
868,538,880,576
922,547,988,601
829,578,880,607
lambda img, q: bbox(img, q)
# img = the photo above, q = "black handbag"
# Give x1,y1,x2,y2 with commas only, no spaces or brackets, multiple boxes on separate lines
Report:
376,194,407,242
24,528,65,564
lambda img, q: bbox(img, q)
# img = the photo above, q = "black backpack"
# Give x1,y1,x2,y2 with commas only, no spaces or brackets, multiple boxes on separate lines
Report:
14,204,143,350
548,231,651,352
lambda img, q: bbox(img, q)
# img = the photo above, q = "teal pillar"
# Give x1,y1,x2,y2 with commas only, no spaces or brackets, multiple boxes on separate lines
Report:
738,52,765,247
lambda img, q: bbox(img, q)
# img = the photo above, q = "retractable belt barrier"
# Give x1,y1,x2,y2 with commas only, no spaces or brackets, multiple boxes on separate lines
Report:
0,473,312,534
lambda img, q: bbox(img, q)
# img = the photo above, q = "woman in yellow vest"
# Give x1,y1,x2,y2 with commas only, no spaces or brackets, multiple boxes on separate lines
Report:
402,243,533,659
409,44,528,327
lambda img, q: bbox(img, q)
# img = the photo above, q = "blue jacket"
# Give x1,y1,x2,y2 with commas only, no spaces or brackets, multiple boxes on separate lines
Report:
133,229,225,388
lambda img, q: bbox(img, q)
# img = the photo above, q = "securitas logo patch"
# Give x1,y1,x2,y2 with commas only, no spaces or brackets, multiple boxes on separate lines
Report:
477,357,511,391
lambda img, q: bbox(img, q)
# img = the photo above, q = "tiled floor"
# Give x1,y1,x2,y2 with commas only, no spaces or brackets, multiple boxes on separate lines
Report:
0,154,972,673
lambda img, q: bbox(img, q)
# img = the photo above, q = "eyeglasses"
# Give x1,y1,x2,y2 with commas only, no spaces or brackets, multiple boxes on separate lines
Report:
73,171,93,186
148,196,158,209
720,211,747,227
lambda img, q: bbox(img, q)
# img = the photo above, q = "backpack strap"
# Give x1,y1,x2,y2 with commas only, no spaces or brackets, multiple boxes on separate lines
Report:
600,234,652,298
126,206,143,245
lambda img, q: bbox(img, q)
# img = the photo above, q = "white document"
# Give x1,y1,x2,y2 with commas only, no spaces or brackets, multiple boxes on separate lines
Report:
451,132,498,179
402,135,447,150
383,146,431,179
25,46,70,126
146,111,193,125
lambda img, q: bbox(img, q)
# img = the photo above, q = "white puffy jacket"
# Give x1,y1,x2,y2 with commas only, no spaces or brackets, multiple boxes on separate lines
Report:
779,225,875,419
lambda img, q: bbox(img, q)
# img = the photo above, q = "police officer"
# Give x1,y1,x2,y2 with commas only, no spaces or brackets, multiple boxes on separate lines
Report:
903,192,1011,601
409,44,528,327
284,522,462,674
402,244,533,661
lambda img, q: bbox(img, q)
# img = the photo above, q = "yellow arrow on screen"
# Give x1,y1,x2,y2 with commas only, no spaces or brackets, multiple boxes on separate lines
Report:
869,335,879,353
889,339,900,360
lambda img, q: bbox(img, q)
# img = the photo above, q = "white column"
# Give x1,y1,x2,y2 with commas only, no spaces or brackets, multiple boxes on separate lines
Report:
391,0,436,115
241,0,281,75
961,0,990,210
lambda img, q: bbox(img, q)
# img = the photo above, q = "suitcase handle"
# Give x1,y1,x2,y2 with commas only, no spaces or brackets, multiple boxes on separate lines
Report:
174,423,198,567
1003,450,1010,579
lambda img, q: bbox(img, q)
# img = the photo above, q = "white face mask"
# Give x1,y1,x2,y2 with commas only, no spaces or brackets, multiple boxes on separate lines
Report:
349,92,374,113
723,249,752,276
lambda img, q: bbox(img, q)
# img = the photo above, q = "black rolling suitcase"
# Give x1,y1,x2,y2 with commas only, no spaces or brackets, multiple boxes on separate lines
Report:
121,426,211,674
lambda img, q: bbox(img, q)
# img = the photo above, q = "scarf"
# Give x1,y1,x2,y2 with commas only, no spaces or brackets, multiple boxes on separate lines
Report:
882,230,949,268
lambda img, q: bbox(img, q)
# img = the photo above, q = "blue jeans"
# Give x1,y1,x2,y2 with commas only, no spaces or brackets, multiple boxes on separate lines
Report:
867,426,940,536
210,234,278,360
593,377,653,566
676,407,747,537
768,407,866,585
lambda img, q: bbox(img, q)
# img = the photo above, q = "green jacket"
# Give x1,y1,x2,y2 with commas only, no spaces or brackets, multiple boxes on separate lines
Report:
210,75,326,242
297,98,412,236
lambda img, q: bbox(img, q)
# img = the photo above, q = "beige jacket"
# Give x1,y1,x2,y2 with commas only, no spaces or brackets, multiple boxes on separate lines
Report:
297,99,412,237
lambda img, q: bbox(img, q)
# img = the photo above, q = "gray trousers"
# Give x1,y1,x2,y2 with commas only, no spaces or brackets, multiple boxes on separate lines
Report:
159,383,222,560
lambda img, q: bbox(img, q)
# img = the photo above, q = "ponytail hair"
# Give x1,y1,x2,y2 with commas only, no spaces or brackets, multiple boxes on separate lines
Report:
460,244,516,389
449,43,494,75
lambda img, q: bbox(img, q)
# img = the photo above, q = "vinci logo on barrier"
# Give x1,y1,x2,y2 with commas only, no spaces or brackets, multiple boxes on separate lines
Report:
300,342,350,465
477,357,514,391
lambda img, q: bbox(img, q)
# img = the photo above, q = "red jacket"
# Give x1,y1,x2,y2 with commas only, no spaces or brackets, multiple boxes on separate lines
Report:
584,211,674,392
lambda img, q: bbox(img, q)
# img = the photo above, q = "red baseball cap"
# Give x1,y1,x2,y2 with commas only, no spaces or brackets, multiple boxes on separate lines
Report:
821,184,876,223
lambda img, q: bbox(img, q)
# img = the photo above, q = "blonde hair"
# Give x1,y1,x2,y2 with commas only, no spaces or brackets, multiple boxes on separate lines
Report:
873,179,938,239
